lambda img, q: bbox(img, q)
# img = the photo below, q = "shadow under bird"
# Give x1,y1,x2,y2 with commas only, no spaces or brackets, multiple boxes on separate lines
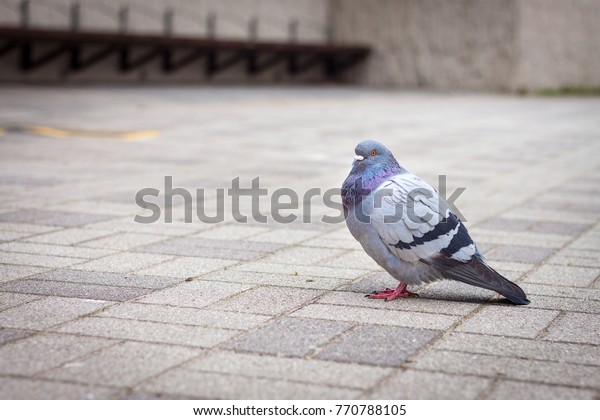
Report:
341,140,530,305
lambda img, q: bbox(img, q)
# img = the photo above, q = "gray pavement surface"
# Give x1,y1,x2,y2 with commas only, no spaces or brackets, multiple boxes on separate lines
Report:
0,86,599,399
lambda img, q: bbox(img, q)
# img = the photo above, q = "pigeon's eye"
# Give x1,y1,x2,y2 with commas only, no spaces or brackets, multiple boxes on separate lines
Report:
371,150,377,156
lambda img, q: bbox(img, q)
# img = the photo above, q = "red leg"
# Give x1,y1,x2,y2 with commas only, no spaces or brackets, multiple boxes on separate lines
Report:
367,283,418,301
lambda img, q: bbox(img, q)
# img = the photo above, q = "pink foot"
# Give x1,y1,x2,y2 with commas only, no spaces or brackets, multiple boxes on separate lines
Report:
367,284,418,301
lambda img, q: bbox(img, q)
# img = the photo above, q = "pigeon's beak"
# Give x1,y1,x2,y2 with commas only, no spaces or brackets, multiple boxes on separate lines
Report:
354,155,364,161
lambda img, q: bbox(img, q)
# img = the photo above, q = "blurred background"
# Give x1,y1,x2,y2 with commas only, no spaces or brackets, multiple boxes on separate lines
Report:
0,0,598,92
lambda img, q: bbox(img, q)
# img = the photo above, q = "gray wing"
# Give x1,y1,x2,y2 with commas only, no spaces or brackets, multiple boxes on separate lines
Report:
367,173,477,263
367,174,529,304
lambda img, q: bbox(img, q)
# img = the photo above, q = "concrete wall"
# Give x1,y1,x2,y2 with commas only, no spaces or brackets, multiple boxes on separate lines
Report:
512,0,600,91
331,0,600,91
2,0,599,90
331,0,518,90
0,0,329,83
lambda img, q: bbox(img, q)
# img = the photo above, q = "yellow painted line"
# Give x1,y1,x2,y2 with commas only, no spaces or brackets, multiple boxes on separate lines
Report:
26,126,160,141
0,128,5,137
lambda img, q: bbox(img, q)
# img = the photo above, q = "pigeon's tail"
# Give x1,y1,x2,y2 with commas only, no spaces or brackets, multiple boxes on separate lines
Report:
424,256,530,305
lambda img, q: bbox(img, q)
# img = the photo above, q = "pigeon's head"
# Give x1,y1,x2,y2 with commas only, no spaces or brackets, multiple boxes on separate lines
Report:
353,140,397,169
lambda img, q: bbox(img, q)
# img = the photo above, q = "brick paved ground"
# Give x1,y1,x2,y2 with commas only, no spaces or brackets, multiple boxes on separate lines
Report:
0,86,598,399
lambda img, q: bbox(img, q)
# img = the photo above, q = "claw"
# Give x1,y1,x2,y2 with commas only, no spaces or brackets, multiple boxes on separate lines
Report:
366,283,417,301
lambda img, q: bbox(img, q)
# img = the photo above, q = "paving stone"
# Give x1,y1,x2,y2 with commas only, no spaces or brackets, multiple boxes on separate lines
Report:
543,313,600,345
568,232,600,250
201,270,349,290
0,333,113,375
469,229,570,248
195,225,271,240
488,380,596,399
316,325,438,367
259,246,341,265
419,280,498,303
484,260,534,273
456,306,559,338
78,233,169,250
138,240,264,260
213,286,324,315
291,303,459,330
0,264,51,283
0,231,29,241
522,283,600,301
302,237,364,251
251,229,321,244
54,316,238,347
548,248,600,268
0,222,57,234
341,272,404,294
225,317,351,357
155,237,284,253
0,209,114,227
141,369,360,399
0,241,115,259
23,228,116,246
0,377,116,399
0,291,41,310
30,268,181,289
136,280,252,308
530,221,591,236
3,87,600,400
320,250,383,270
233,262,370,279
72,252,174,273
488,245,556,264
98,302,269,330
43,341,201,387
527,294,600,313
136,256,234,278
0,252,86,268
370,370,491,399
476,218,535,232
0,328,32,345
410,349,600,388
188,350,391,389
1,280,152,302
435,332,600,366
0,296,110,330
524,265,599,287
317,291,479,316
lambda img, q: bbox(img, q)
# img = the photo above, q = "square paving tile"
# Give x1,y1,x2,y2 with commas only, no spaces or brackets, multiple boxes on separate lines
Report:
0,209,114,227
0,296,110,330
1,280,152,302
212,286,324,315
188,351,391,389
0,377,116,399
456,306,559,338
315,325,439,367
543,312,600,345
224,317,352,357
29,269,181,289
0,333,114,375
524,265,599,287
0,328,33,345
54,316,238,347
488,246,556,264
0,264,51,283
42,341,201,387
140,369,360,399
370,370,490,399
136,280,252,308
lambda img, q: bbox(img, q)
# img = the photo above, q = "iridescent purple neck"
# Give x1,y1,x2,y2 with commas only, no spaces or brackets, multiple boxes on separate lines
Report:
342,159,405,208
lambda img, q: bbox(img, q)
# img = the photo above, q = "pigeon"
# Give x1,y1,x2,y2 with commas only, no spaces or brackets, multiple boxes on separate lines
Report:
341,140,529,305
